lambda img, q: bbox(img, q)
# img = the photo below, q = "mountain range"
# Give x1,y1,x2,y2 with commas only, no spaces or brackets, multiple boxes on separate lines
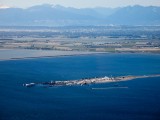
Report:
0,4,160,26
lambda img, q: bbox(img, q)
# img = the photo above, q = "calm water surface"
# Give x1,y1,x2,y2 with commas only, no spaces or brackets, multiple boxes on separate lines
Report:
0,53,160,120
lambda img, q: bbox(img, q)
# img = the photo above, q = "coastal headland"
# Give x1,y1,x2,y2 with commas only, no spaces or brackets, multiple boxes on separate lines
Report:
23,74,160,87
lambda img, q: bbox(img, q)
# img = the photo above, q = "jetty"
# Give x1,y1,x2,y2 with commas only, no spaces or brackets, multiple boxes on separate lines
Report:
23,74,160,87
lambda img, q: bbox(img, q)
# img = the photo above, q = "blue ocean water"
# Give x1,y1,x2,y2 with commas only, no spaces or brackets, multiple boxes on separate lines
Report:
0,53,160,120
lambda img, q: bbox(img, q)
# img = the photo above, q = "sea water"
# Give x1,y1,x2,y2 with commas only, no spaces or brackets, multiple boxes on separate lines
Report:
0,53,160,120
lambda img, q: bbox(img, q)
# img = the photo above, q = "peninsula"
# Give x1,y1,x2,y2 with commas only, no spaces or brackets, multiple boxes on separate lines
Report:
23,74,160,87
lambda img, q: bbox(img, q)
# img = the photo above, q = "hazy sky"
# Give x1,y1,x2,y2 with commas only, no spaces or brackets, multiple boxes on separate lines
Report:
0,0,160,8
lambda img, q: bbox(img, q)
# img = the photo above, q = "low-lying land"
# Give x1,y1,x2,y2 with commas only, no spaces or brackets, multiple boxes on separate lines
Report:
23,74,160,87
0,26,160,54
0,37,160,53
0,49,105,61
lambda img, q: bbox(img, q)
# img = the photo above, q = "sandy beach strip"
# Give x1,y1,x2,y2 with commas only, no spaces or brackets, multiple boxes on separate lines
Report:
0,49,106,61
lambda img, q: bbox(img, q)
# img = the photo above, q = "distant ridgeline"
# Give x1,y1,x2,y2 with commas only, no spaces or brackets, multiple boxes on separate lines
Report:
0,4,160,26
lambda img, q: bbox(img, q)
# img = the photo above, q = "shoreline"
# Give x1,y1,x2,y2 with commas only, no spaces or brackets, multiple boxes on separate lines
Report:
0,49,160,61
0,49,106,61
